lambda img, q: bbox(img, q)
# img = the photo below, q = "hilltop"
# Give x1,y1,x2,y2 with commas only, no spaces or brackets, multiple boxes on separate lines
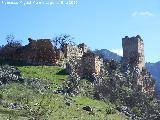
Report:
0,34,159,120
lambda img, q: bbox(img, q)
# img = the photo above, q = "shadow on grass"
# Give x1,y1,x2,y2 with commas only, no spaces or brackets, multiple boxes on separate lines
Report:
56,69,68,75
0,59,56,67
0,59,32,66
0,108,18,115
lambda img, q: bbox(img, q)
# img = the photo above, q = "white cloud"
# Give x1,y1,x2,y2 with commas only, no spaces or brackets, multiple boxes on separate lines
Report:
110,49,123,56
132,11,138,17
132,11,154,17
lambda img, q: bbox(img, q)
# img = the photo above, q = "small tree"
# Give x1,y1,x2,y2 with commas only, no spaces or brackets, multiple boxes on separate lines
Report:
52,34,75,49
0,35,22,60
5,34,22,48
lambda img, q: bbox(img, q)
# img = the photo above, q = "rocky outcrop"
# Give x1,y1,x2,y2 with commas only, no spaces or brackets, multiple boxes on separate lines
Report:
0,65,23,84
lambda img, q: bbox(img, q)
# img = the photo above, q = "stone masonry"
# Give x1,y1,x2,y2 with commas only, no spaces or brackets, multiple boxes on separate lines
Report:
81,52,103,78
122,35,145,71
0,38,57,65
62,43,88,61
0,37,89,66
65,52,104,79
0,35,155,95
122,35,154,95
15,38,57,65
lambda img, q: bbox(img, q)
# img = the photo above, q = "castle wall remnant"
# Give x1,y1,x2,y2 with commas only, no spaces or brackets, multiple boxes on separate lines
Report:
63,44,83,60
65,51,104,79
122,35,145,71
81,52,103,78
78,43,88,53
0,37,89,66
0,38,57,65
62,43,88,61
16,38,57,65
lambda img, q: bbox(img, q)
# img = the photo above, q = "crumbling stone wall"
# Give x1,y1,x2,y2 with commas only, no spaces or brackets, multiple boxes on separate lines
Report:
62,43,88,61
3,38,57,65
65,52,104,79
24,38,57,65
122,35,145,71
81,52,103,78
58,43,104,79
0,37,89,66
78,43,88,53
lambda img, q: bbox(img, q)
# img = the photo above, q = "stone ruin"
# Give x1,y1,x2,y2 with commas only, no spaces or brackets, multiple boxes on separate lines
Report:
62,43,88,61
0,35,155,95
65,51,104,79
122,35,145,71
3,38,57,65
81,52,103,78
18,38,57,65
122,35,155,95
0,38,104,78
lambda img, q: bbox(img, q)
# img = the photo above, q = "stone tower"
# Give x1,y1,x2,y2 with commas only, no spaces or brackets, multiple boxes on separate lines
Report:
122,35,145,71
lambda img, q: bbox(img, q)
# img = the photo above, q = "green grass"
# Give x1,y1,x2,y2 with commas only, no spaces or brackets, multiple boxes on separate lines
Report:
18,66,69,89
0,65,128,120
0,86,128,120
18,66,68,81
107,114,128,120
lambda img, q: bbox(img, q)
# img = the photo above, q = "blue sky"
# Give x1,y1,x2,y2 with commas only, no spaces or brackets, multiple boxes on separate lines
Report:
0,0,160,62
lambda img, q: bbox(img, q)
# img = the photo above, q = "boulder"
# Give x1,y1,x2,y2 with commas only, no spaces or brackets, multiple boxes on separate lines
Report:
83,106,92,112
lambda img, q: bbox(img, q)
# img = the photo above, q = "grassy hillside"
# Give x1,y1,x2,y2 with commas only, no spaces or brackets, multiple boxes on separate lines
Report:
18,66,68,90
0,65,128,120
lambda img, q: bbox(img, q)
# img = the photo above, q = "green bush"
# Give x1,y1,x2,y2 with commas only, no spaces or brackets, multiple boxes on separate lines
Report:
132,107,142,117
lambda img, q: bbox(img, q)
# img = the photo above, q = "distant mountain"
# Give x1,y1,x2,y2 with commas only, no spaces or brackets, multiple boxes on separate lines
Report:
94,49,122,62
145,61,160,96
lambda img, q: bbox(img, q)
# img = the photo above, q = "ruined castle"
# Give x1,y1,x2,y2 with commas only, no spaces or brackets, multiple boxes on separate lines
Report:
0,35,155,95
0,38,103,78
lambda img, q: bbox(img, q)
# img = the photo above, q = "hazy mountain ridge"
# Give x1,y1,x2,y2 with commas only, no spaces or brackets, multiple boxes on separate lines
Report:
145,61,160,95
94,49,122,62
